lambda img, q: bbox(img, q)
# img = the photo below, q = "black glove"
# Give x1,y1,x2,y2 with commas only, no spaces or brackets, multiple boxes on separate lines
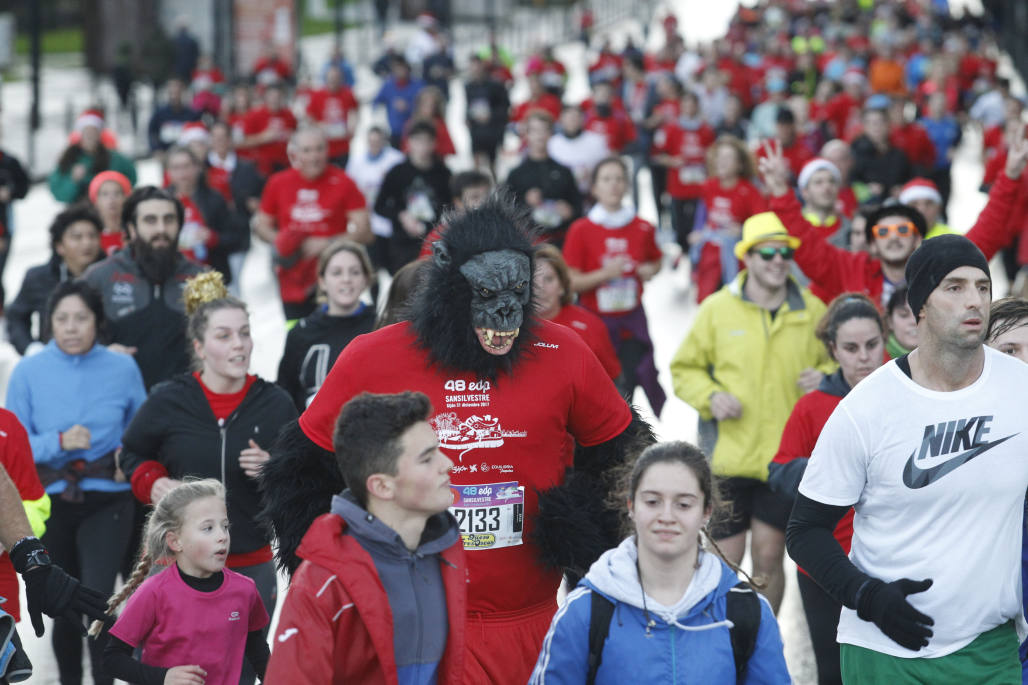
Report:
9,537,108,638
856,577,934,651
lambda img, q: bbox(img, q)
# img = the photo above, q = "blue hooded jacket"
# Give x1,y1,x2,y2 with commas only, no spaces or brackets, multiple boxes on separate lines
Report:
530,537,791,684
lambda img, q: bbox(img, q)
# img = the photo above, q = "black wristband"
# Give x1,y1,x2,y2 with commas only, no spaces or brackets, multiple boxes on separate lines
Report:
10,536,50,575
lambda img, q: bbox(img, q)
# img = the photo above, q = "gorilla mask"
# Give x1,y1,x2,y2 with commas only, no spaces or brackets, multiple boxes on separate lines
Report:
461,249,531,355
412,193,539,379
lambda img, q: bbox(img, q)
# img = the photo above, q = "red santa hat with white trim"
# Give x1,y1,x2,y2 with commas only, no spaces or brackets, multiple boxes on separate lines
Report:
178,121,211,146
74,108,105,133
898,178,942,206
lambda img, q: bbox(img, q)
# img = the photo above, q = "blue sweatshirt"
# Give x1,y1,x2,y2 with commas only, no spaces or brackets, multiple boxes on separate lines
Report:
6,341,146,494
373,77,424,138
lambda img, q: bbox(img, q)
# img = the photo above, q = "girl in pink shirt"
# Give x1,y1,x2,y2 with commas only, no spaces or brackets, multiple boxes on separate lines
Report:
90,479,269,685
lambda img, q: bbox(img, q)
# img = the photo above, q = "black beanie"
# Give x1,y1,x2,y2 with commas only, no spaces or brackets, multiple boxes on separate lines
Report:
864,203,928,245
905,234,990,319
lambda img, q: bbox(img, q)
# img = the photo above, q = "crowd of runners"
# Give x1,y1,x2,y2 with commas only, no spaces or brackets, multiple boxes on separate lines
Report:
2,0,1028,683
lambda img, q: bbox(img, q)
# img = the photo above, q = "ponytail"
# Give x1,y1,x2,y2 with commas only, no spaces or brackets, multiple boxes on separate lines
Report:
88,551,153,637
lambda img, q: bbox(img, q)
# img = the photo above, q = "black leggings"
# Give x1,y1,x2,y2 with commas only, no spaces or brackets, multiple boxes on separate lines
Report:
42,490,134,685
797,569,843,685
670,197,700,252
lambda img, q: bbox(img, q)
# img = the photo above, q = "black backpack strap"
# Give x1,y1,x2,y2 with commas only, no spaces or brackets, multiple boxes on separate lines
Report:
726,581,762,682
586,591,616,685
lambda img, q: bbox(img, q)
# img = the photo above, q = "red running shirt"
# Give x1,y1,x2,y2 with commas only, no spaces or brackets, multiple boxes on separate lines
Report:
306,88,359,158
652,122,716,199
562,216,661,316
770,389,854,573
550,304,621,380
260,167,367,303
0,409,45,621
299,321,631,614
242,106,298,177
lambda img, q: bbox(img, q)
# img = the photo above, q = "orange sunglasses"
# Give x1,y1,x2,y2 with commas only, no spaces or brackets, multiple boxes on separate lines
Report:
872,221,917,239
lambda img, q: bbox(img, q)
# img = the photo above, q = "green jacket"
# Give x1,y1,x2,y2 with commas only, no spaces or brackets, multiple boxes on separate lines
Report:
48,150,137,203
671,273,834,481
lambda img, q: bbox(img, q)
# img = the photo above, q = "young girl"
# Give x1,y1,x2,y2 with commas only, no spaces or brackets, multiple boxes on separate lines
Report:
562,156,666,416
276,239,377,411
94,479,269,684
693,135,766,302
768,293,885,685
530,442,789,683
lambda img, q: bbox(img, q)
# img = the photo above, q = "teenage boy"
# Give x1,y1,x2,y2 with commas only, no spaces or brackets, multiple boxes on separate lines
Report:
266,391,465,683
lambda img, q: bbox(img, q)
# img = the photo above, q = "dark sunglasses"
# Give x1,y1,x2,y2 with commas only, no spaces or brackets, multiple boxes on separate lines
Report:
752,246,795,261
872,221,916,239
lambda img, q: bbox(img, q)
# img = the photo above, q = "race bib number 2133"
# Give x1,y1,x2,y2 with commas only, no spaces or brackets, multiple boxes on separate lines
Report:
449,481,524,550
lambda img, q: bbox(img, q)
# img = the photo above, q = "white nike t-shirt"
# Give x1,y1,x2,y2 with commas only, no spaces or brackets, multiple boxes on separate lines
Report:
800,347,1028,658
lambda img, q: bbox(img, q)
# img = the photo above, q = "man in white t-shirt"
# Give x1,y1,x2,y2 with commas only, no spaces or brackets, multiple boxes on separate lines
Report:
787,227,1028,682
345,126,405,274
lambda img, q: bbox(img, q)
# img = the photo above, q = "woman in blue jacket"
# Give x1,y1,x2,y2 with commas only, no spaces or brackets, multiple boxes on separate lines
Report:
6,280,146,685
530,441,791,684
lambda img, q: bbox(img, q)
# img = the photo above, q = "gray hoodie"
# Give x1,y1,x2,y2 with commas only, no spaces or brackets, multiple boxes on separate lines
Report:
331,491,460,684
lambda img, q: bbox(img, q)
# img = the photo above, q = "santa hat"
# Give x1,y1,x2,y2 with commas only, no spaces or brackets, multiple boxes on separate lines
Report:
898,178,942,206
841,68,866,87
178,122,210,147
797,158,841,190
74,109,105,133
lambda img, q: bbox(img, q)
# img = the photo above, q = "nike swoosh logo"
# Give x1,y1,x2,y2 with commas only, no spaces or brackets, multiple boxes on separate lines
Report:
903,434,1018,489
277,628,298,643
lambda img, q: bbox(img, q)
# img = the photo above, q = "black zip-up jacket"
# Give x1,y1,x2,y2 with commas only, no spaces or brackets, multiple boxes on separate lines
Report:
7,254,103,354
120,374,297,555
82,249,205,390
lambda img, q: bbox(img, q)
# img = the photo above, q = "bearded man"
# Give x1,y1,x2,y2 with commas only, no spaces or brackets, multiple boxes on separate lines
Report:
83,186,206,390
261,194,653,684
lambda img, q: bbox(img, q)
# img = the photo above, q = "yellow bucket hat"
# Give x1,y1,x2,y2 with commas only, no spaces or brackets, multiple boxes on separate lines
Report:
734,211,802,260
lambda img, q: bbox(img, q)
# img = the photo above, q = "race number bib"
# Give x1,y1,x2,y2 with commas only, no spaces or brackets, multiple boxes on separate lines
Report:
678,165,706,184
596,277,638,313
450,481,524,551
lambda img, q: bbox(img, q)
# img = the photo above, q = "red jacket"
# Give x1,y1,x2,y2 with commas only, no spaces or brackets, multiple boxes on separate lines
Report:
770,374,853,575
265,513,467,684
770,169,1021,306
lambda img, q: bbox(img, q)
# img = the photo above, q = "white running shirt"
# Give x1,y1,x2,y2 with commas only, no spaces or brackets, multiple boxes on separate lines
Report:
800,347,1028,658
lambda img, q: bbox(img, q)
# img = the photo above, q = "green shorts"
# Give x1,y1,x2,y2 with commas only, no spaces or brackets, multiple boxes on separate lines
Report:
839,622,1021,684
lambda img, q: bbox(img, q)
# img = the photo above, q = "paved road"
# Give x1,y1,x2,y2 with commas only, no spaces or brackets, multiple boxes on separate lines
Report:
4,0,999,681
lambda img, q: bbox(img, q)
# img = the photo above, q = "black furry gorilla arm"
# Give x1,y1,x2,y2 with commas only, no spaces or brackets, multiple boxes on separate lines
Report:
532,407,655,578
258,420,343,575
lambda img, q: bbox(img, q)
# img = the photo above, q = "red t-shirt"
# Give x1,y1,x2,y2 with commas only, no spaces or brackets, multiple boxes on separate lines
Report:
306,88,359,158
300,321,631,614
510,94,563,124
562,215,661,316
770,389,854,572
243,106,298,177
193,373,257,422
101,231,124,254
701,177,767,231
0,409,45,621
652,122,716,199
583,111,637,154
260,167,367,303
178,195,217,264
205,164,234,206
755,138,814,180
890,123,936,169
550,304,621,379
